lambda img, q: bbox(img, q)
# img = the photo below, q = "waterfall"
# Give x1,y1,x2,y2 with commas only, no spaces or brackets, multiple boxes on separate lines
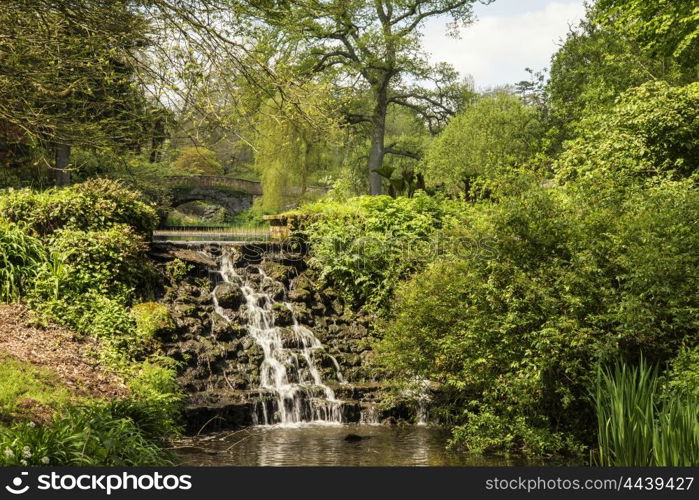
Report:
212,247,345,426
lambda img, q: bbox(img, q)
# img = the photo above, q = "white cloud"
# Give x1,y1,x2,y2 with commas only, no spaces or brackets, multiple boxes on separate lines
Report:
421,1,587,89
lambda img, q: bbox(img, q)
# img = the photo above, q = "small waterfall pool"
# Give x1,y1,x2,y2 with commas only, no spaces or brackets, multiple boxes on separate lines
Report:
173,424,525,466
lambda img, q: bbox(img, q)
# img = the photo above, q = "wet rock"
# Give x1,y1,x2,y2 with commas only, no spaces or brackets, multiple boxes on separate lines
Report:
288,274,314,303
278,328,303,349
344,434,371,442
215,282,245,310
171,302,197,318
259,260,295,284
260,279,286,301
171,249,217,268
211,313,246,341
271,303,294,326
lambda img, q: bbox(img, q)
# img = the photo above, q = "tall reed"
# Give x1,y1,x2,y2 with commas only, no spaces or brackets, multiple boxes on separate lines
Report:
0,221,46,302
593,360,699,466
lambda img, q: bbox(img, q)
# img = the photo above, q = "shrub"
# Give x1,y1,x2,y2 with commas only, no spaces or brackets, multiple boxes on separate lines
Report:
297,193,460,309
31,292,156,360
127,361,182,437
131,302,174,342
0,220,46,302
557,81,699,182
378,177,699,454
0,178,158,236
665,346,699,399
44,225,150,295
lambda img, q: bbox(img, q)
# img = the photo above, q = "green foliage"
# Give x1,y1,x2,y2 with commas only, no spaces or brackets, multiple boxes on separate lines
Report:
163,259,192,286
254,91,341,211
558,81,699,181
173,147,223,176
0,179,158,236
377,175,699,454
127,362,182,437
595,0,699,65
131,302,174,345
31,292,157,361
0,1,155,152
0,220,46,302
423,93,544,195
594,361,699,466
0,358,73,423
450,407,580,456
0,401,173,466
298,193,459,308
666,346,699,399
25,226,160,362
42,226,150,296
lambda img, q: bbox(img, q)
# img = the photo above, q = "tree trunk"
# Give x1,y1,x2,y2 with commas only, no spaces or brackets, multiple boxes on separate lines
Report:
368,86,388,195
55,144,71,186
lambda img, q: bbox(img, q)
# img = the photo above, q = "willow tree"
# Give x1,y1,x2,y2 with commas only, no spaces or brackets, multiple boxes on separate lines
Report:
242,0,483,194
253,85,342,211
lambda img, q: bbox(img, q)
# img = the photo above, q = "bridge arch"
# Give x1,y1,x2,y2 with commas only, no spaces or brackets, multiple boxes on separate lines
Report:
167,176,261,215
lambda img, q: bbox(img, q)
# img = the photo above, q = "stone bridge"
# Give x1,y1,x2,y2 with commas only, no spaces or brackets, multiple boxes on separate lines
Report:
166,175,328,214
167,176,262,214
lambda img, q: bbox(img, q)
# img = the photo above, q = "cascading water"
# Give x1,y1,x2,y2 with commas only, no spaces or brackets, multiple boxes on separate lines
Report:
212,247,345,426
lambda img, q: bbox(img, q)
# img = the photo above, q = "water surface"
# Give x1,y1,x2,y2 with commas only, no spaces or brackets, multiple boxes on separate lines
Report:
174,424,525,466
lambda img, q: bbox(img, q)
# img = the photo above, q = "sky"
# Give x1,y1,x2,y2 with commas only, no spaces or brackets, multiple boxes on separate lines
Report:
421,0,588,89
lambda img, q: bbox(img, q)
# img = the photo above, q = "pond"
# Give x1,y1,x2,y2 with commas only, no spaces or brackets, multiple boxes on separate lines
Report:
173,424,532,467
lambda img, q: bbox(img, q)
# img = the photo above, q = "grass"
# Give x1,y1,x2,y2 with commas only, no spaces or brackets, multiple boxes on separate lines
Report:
0,357,74,423
593,360,699,466
0,401,175,466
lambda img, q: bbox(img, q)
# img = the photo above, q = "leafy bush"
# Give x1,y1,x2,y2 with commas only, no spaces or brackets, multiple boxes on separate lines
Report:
0,220,46,302
43,225,150,295
423,92,544,196
0,179,158,236
31,292,153,360
0,401,174,466
665,346,699,399
557,81,699,181
378,176,699,454
131,302,174,342
297,193,460,308
127,362,182,437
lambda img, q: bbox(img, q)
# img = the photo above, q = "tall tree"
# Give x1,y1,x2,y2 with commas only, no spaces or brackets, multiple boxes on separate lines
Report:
0,1,261,186
0,0,156,185
423,92,544,196
594,0,699,72
545,2,691,149
243,0,484,194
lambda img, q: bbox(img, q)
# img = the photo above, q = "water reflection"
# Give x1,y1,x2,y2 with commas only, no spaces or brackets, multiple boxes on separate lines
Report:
173,424,526,466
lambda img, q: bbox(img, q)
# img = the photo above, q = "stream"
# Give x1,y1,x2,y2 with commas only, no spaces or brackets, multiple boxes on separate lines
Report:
173,424,524,466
